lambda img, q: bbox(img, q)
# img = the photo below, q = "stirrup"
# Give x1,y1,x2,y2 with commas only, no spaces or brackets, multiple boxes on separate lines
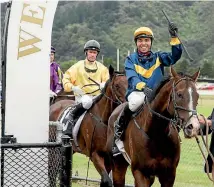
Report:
112,146,121,157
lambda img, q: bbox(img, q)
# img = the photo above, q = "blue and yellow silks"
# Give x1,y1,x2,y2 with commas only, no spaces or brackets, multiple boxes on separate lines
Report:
125,37,182,100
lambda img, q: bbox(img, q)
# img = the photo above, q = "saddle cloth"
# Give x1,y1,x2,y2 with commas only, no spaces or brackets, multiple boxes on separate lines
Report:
58,105,87,150
114,105,132,165
113,101,146,165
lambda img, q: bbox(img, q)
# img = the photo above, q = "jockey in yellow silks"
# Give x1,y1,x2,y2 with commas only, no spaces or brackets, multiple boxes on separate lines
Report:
62,40,109,136
63,60,109,96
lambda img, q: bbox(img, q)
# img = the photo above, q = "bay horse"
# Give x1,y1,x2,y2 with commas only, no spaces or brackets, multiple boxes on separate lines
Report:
106,67,201,187
49,65,127,186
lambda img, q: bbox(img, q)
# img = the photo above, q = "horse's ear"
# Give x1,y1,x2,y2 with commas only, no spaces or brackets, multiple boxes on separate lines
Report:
109,65,115,80
169,66,179,78
191,68,200,82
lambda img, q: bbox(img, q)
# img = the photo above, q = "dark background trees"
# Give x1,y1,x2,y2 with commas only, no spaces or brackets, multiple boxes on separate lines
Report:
1,1,214,77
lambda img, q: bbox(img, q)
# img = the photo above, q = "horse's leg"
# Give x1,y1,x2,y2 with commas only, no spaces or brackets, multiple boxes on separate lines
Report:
104,154,112,174
212,163,214,180
91,151,112,187
158,168,176,187
112,155,129,187
149,176,155,186
132,169,152,187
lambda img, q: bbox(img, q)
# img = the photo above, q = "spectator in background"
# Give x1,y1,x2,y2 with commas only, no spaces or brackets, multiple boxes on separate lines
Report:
50,46,63,98
198,108,214,176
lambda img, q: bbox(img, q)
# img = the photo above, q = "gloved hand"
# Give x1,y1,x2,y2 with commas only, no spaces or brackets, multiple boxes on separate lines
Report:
143,87,153,103
99,82,106,89
72,86,85,95
81,95,93,109
168,22,178,37
49,90,57,98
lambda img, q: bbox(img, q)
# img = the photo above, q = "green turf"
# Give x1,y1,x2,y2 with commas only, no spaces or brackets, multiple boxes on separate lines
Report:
71,96,214,187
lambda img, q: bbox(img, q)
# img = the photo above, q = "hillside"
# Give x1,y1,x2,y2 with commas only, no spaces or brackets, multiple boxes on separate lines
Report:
1,1,214,77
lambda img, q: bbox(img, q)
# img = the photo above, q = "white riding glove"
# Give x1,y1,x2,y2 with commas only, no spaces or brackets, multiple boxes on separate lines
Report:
99,82,106,89
72,86,85,95
128,91,145,112
49,90,57,98
81,95,93,109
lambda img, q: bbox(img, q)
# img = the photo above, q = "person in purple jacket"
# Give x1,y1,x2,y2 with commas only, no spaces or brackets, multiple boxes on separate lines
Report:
50,46,63,97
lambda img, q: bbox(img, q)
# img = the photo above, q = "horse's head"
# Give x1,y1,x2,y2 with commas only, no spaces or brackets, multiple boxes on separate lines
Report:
166,67,200,138
103,65,127,104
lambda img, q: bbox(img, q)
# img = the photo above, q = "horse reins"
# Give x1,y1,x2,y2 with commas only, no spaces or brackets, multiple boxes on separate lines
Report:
145,77,197,131
171,78,214,183
195,114,214,183
88,76,120,104
170,77,197,129
84,74,124,182
93,74,124,105
145,77,214,182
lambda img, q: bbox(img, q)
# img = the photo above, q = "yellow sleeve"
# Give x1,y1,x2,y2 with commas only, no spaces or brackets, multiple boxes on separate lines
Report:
136,82,146,90
101,66,109,82
170,37,181,45
62,66,77,92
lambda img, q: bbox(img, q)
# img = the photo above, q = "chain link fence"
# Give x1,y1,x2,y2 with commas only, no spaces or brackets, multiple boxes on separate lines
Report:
1,123,213,187
1,124,72,187
1,144,61,187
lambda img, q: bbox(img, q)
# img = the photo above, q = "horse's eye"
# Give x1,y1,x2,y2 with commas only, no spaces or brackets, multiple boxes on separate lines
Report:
177,92,183,99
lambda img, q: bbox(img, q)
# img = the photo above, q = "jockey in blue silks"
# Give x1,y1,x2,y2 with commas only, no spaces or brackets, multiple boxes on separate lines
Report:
112,23,183,156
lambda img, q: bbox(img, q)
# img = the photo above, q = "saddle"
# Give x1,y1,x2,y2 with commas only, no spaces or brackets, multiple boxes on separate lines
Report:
59,105,84,130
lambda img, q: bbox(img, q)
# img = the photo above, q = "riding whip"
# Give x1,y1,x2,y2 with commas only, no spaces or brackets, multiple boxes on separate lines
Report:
162,10,194,62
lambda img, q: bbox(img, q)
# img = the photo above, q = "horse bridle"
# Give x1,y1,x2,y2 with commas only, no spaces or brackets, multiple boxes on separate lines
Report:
146,77,197,130
170,77,197,128
86,75,123,105
103,74,124,105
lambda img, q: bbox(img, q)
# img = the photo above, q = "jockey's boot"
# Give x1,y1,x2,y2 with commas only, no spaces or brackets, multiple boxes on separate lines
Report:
63,103,86,137
112,104,132,157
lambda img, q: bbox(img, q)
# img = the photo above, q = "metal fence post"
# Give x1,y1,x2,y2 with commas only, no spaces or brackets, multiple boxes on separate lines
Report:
60,135,72,187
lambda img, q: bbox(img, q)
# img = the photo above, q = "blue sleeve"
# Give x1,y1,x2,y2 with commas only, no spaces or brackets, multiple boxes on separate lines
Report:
125,57,146,90
158,44,182,66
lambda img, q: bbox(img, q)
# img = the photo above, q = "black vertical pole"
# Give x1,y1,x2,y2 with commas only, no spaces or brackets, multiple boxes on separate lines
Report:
60,135,72,187
1,2,12,187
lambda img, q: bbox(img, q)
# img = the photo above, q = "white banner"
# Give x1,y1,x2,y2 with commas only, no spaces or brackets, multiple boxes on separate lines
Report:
5,1,58,143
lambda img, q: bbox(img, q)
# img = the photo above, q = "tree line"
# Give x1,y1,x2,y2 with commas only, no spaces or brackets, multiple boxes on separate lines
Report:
1,1,214,78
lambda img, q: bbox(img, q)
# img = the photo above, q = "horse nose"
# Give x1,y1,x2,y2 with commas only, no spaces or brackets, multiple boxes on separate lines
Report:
186,124,193,130
184,117,200,138
184,124,193,138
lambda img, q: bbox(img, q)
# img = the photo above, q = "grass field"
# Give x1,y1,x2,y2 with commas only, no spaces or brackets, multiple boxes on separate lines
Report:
71,95,214,187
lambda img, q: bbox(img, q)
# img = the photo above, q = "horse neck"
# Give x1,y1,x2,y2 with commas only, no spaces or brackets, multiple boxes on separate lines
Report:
93,93,116,124
141,82,173,137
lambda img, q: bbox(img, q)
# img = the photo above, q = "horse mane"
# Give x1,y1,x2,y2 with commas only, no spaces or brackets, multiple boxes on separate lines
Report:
148,76,170,102
150,72,192,102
